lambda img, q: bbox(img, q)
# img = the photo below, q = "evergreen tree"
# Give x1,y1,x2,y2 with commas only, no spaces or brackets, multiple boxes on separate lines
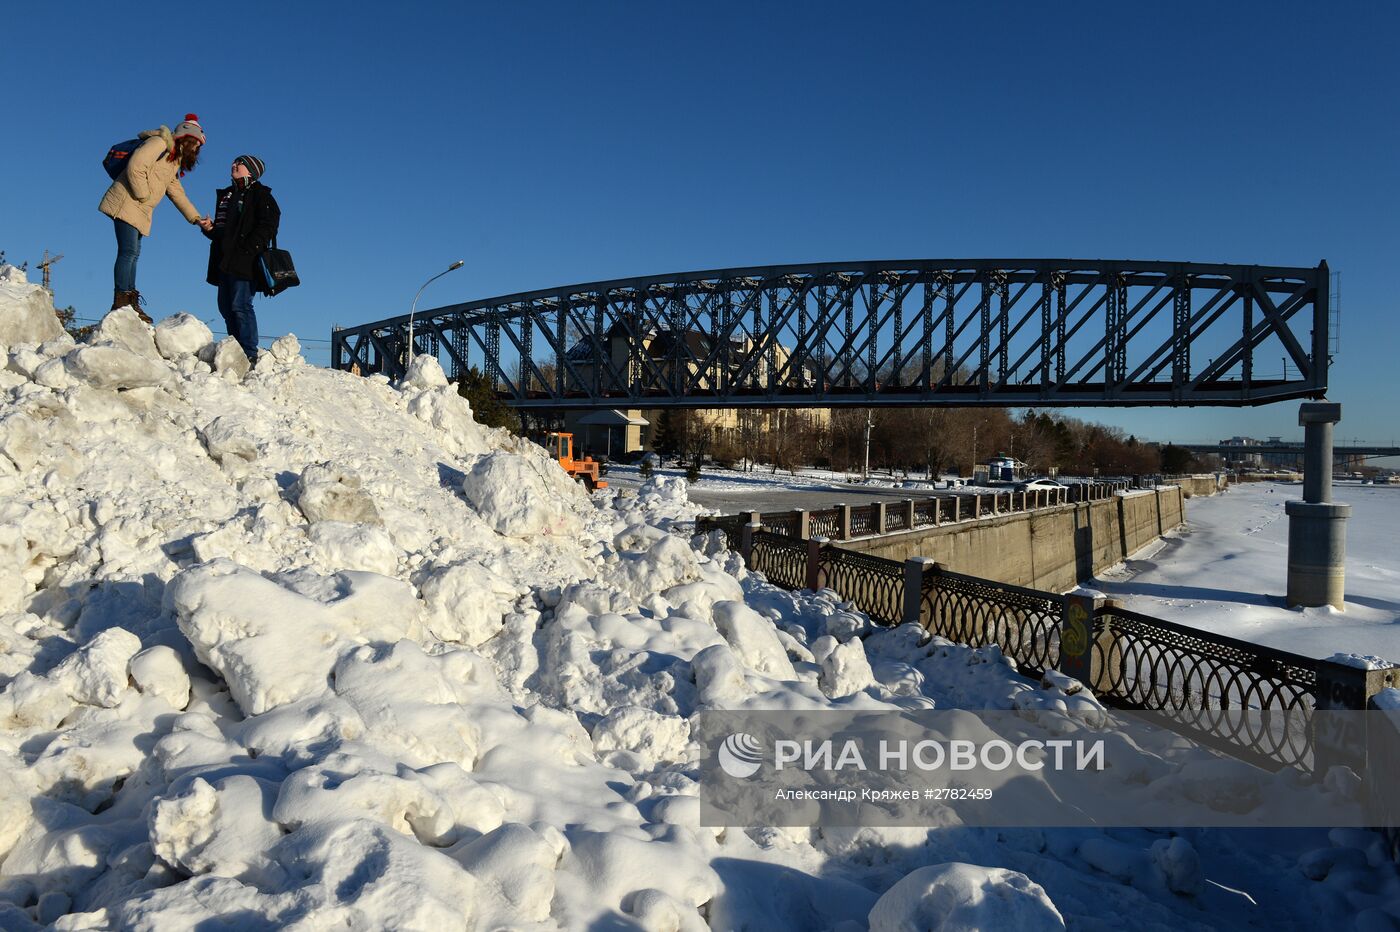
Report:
455,367,521,433
55,305,94,342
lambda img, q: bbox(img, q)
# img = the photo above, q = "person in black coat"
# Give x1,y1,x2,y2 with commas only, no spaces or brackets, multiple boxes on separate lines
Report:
201,155,280,362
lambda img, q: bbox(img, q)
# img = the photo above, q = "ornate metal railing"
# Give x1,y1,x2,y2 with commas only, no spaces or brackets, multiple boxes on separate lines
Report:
885,506,910,532
713,497,1376,773
809,508,841,538
850,505,876,537
1092,605,1319,770
819,547,905,627
919,568,1064,678
696,514,743,550
749,531,808,591
760,511,800,538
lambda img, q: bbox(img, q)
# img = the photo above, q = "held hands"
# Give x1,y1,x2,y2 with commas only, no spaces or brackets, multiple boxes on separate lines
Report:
197,217,214,232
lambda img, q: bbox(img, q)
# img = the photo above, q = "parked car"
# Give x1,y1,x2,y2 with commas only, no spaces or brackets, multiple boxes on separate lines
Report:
1017,478,1065,491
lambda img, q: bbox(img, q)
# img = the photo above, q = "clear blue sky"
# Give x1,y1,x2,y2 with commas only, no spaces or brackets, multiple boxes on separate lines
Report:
3,1,1397,455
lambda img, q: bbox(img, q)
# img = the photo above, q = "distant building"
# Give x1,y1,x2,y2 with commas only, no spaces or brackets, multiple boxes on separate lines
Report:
559,326,832,457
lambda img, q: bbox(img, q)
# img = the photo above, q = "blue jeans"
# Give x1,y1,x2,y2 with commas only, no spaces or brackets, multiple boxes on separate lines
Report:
113,219,142,291
217,275,259,361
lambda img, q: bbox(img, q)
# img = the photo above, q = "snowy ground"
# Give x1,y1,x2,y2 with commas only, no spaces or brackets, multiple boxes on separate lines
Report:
3,264,1400,930
1094,481,1400,663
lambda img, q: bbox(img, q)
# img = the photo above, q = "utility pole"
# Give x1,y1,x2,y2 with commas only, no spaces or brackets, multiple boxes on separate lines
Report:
862,409,873,478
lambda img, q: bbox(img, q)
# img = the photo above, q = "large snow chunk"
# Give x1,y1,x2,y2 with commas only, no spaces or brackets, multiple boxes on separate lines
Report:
266,333,303,365
450,823,559,923
556,830,718,926
92,307,160,359
50,627,141,708
819,636,876,699
292,462,382,525
591,706,692,769
64,343,170,390
272,819,488,928
418,559,523,646
0,267,65,345
404,353,449,389
460,451,581,538
406,387,491,457
309,521,399,575
692,644,753,707
154,312,215,360
0,412,40,472
198,414,260,465
714,601,798,680
150,774,284,885
212,336,250,379
129,645,191,709
868,863,1065,932
167,560,420,715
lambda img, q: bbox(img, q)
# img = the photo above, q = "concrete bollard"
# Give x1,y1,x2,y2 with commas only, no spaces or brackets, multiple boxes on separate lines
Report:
806,536,828,590
739,519,761,569
905,498,916,530
875,501,887,534
838,503,852,540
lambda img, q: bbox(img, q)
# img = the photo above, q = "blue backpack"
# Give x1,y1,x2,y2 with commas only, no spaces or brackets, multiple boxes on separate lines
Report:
103,137,142,180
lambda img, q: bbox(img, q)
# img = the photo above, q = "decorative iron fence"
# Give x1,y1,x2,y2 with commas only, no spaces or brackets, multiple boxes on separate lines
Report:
1092,605,1319,770
714,511,1394,773
695,514,744,550
749,531,808,591
809,508,841,538
820,546,905,627
760,511,800,538
919,568,1064,679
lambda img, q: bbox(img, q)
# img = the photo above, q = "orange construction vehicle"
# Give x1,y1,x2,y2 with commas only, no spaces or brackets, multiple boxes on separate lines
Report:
542,432,608,492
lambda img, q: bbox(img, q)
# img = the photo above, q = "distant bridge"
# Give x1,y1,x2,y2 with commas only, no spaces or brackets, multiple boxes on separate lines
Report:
332,259,1332,409
1182,442,1399,460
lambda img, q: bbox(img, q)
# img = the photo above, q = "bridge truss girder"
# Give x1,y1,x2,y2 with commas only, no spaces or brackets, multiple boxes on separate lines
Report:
331,259,1329,409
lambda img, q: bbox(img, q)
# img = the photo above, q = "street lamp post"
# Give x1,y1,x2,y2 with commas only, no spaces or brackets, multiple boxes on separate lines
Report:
406,260,465,375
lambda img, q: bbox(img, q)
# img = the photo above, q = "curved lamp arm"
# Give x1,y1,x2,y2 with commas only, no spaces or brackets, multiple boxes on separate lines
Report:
406,259,465,375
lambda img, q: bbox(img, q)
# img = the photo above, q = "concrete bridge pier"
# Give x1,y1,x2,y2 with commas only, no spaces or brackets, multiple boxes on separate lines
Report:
1286,402,1350,609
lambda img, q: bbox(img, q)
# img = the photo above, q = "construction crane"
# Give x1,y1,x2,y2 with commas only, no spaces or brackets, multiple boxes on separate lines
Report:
36,251,63,293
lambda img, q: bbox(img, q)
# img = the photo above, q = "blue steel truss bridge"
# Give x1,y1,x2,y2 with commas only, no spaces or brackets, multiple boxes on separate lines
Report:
331,259,1331,409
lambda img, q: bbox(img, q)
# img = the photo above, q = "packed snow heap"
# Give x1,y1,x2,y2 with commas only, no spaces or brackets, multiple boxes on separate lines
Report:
0,264,1394,930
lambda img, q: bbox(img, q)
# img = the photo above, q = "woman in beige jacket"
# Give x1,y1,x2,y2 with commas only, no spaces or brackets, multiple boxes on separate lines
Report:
98,114,209,319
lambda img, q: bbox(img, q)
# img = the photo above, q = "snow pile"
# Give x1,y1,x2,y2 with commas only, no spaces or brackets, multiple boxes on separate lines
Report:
0,275,1394,929
0,265,65,346
868,862,1064,931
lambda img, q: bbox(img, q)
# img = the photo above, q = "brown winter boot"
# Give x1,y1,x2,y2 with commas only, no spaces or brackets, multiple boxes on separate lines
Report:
111,290,152,324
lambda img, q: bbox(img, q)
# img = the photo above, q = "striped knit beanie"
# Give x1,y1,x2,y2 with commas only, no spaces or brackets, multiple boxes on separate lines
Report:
172,113,206,144
234,155,265,180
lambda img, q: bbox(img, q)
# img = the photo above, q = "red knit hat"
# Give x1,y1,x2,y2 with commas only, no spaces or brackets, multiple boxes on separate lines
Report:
172,113,206,144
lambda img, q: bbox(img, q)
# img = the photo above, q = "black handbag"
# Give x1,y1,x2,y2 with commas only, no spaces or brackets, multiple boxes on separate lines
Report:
258,237,300,296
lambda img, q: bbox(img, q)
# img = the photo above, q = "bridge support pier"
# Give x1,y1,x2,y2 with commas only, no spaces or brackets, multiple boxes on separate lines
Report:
1286,402,1350,609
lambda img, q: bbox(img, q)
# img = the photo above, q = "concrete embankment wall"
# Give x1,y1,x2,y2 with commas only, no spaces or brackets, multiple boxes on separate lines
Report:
1163,474,1228,498
840,486,1186,591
